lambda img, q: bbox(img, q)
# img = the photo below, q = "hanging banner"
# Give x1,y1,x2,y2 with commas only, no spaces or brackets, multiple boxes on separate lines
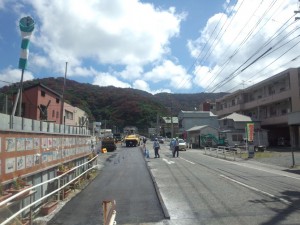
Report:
246,123,255,142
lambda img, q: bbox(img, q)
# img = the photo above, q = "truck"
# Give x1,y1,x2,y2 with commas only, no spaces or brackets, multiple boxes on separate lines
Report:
101,137,117,152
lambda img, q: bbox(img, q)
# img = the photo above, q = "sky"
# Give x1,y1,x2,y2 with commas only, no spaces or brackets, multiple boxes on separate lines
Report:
0,0,299,95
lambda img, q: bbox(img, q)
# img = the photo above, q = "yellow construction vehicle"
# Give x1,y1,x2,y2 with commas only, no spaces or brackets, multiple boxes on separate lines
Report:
124,134,140,147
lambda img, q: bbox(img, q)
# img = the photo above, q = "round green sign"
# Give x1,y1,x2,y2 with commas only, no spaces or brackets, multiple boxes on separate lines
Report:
19,16,35,33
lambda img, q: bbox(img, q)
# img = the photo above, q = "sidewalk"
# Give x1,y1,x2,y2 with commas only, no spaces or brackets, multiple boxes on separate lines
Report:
196,145,300,176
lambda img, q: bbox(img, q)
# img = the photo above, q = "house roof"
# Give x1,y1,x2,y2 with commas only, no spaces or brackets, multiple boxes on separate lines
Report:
219,112,253,122
186,125,218,132
23,82,62,97
162,117,178,123
179,110,217,118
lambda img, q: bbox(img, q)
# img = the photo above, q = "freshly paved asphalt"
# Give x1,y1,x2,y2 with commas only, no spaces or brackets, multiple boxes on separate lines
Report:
34,143,300,225
46,144,165,225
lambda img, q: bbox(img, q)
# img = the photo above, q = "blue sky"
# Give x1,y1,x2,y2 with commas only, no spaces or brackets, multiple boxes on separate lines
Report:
0,0,299,94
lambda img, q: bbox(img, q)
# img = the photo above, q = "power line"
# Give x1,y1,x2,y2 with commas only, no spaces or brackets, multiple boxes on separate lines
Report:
205,10,297,93
204,0,282,92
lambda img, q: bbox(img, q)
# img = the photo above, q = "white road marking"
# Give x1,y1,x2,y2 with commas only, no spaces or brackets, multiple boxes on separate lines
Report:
220,174,291,205
179,157,195,165
163,158,175,164
201,153,300,181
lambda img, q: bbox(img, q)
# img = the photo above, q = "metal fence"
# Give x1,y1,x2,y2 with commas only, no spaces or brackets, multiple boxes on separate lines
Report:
204,146,237,160
0,155,98,225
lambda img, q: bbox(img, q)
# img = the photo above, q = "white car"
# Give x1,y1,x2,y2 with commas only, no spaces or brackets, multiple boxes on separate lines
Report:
178,139,187,151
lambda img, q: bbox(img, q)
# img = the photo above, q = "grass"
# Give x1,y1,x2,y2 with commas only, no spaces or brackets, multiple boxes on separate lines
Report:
238,151,280,159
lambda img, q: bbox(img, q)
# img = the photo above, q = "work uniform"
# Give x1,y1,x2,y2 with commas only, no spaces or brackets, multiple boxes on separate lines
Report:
153,139,160,158
173,138,179,157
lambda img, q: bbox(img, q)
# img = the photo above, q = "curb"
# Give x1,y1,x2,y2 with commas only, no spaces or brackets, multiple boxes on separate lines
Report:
140,146,171,220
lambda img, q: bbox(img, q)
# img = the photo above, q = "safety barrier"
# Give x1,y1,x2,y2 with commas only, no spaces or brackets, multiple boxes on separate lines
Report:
0,155,98,225
103,200,116,225
204,146,236,161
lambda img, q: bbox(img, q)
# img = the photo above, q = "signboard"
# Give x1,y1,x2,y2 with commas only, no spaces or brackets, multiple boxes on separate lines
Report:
246,123,254,142
148,128,156,135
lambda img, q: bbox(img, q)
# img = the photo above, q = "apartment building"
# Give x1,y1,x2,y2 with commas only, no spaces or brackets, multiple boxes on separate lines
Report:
215,67,300,148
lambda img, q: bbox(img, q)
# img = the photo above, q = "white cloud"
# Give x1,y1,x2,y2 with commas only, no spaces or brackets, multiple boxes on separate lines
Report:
0,0,6,9
119,65,143,80
0,67,34,87
26,0,183,71
92,72,131,88
188,0,299,92
144,60,192,90
133,79,150,91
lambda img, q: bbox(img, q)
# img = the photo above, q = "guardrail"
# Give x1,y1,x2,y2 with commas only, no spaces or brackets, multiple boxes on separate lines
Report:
0,155,98,225
204,146,237,160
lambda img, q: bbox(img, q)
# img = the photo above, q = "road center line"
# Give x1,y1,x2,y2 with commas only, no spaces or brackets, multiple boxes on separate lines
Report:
220,174,291,205
180,157,195,165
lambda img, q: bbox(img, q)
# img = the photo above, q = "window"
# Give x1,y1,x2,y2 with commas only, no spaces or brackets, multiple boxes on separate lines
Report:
56,111,59,118
231,99,235,106
65,110,73,120
56,98,60,103
232,134,243,142
41,90,46,97
52,110,55,118
270,106,276,116
39,104,47,120
281,109,287,115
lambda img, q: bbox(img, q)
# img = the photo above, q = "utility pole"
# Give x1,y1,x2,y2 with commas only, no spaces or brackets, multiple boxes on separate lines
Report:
295,0,300,20
60,62,68,124
171,100,174,138
156,113,159,136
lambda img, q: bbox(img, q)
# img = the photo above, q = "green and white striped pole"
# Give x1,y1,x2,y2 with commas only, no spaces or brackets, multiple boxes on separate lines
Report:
12,16,35,116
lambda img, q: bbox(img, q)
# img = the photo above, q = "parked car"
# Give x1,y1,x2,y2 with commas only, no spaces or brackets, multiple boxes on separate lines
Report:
178,139,187,151
157,136,164,144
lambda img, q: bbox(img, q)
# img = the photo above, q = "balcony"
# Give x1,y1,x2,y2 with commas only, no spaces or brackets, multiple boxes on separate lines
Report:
261,114,288,126
244,90,291,109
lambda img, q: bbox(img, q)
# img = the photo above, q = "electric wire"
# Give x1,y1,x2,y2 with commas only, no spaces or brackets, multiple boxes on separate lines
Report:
224,53,300,93
216,35,300,93
205,12,297,93
204,0,281,89
205,0,282,91
176,0,239,91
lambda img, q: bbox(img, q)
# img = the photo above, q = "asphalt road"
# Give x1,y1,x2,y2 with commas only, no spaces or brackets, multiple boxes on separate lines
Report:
145,143,300,225
43,142,300,225
47,145,164,225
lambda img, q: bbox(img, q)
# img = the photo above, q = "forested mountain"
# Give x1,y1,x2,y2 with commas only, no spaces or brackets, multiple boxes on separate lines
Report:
0,77,227,133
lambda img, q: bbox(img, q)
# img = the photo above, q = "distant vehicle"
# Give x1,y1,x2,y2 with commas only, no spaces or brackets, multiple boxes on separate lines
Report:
157,136,164,144
124,134,140,147
113,133,122,142
178,139,187,151
101,137,117,152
